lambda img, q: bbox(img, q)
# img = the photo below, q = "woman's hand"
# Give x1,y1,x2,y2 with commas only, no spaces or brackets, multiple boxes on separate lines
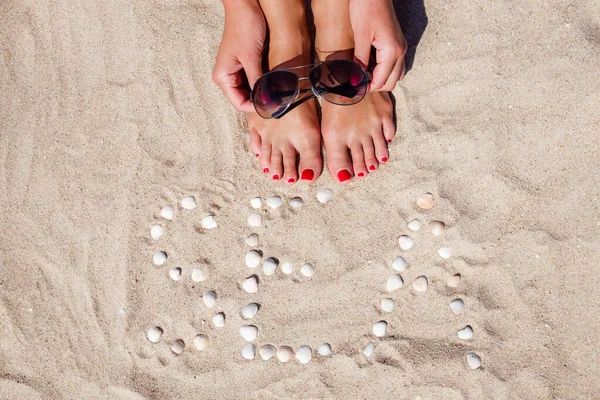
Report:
212,0,266,112
349,0,407,92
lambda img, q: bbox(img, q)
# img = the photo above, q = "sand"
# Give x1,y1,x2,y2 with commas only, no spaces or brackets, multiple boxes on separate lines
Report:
1,0,599,398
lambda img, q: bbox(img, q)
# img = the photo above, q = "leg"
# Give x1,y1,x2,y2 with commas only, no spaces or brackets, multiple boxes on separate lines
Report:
248,0,322,184
312,0,395,183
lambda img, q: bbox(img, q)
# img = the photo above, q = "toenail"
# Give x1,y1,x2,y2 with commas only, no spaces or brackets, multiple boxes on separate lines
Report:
357,172,365,178
255,153,260,157
263,168,269,173
272,174,280,180
381,157,388,163
387,139,392,143
288,178,296,183
301,169,315,181
369,165,376,171
337,169,352,182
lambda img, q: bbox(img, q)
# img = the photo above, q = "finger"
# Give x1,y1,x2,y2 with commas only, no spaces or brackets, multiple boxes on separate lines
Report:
240,53,263,89
353,32,373,70
398,59,406,81
381,58,403,91
369,49,397,92
222,85,255,112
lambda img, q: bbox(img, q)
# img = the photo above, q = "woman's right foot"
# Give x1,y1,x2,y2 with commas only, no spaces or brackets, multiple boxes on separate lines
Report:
248,0,322,184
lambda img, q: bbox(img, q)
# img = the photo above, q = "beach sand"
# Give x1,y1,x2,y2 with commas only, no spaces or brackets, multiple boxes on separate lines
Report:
1,0,599,398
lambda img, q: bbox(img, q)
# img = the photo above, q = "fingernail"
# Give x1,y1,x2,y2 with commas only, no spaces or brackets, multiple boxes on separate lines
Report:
288,178,295,183
301,169,315,181
357,172,365,178
272,174,279,180
263,168,269,173
381,157,388,163
369,165,376,171
337,169,352,182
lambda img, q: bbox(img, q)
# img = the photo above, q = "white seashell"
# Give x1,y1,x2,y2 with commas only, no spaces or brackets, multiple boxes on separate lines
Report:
151,225,164,240
147,326,163,343
373,321,387,337
239,325,258,342
181,196,196,210
203,291,217,308
153,251,167,266
245,250,262,268
392,256,407,272
448,273,461,287
466,353,481,369
296,346,312,364
241,303,259,319
317,189,333,204
386,274,404,292
266,195,283,209
246,233,259,246
300,263,314,278
450,299,465,314
242,276,259,293
191,268,206,282
262,258,278,276
250,197,262,209
416,193,434,210
289,197,303,208
413,276,428,292
276,346,293,363
398,235,414,250
318,343,332,356
438,247,452,259
458,325,473,340
281,262,293,275
201,216,217,229
363,342,375,357
171,339,185,355
429,220,445,237
260,344,276,360
194,334,208,351
248,213,262,227
242,343,256,360
161,205,174,220
169,267,181,281
212,312,225,328
408,219,421,231
381,298,395,312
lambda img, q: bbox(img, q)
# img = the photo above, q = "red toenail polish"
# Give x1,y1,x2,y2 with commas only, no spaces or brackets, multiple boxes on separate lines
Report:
387,139,392,143
272,174,279,180
255,153,260,157
288,178,295,183
263,168,269,173
381,157,388,163
337,169,352,182
357,172,365,177
301,169,315,181
369,165,376,171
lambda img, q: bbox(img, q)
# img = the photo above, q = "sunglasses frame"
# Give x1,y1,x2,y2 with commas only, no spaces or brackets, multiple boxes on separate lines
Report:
250,60,371,119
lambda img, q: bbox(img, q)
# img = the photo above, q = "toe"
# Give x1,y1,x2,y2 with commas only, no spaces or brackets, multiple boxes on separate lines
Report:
260,142,272,174
282,148,298,184
250,129,262,158
363,139,379,172
298,145,322,183
373,129,389,163
350,144,368,178
324,138,354,183
383,119,396,144
270,149,283,181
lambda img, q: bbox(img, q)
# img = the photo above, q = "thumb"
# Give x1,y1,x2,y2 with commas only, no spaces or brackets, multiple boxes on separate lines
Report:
353,32,372,70
240,53,263,89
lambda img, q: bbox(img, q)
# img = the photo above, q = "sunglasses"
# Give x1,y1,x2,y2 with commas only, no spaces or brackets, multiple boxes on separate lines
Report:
250,59,370,119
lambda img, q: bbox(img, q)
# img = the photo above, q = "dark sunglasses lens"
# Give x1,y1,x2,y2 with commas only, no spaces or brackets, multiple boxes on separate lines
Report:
252,70,299,118
309,60,368,105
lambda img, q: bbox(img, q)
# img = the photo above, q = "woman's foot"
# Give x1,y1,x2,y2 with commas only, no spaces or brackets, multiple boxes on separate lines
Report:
248,0,322,184
312,0,396,183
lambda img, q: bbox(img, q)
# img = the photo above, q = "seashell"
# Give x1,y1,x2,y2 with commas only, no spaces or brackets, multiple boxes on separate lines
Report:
203,291,217,308
386,274,404,292
398,235,414,250
429,220,445,237
151,225,164,240
416,193,434,210
392,256,407,272
147,326,163,343
181,196,196,210
250,197,262,209
413,276,428,292
450,299,465,314
296,346,312,364
171,339,185,355
194,334,208,351
242,343,256,360
438,247,452,259
381,298,395,313
241,303,259,319
239,325,258,342
300,263,314,278
153,251,167,266
246,233,259,246
212,312,226,328
169,267,181,281
289,197,304,208
191,268,206,282
262,258,278,276
276,346,293,363
448,273,461,287
373,321,387,337
161,205,174,220
281,262,293,275
318,343,332,356
363,342,375,357
245,250,262,268
466,353,481,369
201,216,217,229
408,219,421,231
458,325,473,340
248,213,262,227
317,189,333,204
242,276,259,293
266,196,283,209
260,345,276,360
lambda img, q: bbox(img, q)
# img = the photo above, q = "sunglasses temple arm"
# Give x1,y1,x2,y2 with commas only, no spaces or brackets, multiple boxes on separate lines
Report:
273,93,317,119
